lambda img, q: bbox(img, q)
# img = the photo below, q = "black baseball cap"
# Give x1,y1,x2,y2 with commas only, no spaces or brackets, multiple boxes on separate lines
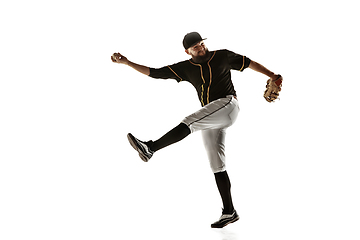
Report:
183,32,207,50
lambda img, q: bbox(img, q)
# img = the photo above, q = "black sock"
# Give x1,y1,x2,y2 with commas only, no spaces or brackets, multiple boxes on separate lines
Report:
214,171,234,214
150,123,191,152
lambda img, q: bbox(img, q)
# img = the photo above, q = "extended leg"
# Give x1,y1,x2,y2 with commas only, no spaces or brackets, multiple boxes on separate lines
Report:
202,128,233,210
211,170,239,228
214,170,234,213
150,123,191,152
201,128,239,228
127,123,190,162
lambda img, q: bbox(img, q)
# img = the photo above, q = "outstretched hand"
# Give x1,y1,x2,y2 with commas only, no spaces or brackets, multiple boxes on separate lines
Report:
111,53,128,64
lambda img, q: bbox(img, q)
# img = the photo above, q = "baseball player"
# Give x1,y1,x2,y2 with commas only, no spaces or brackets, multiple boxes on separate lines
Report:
111,32,282,228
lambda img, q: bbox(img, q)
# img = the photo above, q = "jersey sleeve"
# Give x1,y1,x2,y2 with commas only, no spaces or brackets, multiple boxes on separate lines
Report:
149,64,184,82
226,50,251,72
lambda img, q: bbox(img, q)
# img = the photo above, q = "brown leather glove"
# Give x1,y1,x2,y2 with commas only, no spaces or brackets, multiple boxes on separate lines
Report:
264,75,283,103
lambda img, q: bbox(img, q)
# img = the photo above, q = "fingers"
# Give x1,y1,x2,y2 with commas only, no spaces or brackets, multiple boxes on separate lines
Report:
111,55,118,63
111,53,122,61
111,53,120,63
113,52,121,58
111,52,127,64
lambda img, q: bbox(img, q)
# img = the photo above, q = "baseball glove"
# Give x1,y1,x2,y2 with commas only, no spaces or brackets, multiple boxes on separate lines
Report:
264,75,283,102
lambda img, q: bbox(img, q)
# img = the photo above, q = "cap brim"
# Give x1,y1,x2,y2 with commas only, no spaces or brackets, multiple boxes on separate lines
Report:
188,38,207,48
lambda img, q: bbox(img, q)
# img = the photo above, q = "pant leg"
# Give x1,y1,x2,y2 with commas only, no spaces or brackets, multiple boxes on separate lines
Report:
148,96,238,153
182,96,239,133
202,128,227,173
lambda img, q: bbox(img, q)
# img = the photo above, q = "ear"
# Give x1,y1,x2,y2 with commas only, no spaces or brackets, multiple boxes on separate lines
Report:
185,49,190,55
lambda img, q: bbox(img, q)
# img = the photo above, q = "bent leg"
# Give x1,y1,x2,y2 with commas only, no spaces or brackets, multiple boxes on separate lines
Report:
182,96,239,133
148,96,238,153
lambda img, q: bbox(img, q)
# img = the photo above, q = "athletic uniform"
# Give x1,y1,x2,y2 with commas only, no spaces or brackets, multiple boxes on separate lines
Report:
124,33,254,227
150,49,251,106
149,49,251,173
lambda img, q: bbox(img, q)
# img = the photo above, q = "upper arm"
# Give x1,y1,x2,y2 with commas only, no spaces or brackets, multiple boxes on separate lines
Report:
149,61,188,82
226,50,251,71
149,66,183,82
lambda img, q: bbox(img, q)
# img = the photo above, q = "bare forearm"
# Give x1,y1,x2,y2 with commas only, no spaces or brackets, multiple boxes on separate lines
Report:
249,60,276,79
111,52,150,76
126,61,150,76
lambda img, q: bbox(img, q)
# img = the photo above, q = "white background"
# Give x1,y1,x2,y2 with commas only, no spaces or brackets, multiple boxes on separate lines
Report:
1,0,359,239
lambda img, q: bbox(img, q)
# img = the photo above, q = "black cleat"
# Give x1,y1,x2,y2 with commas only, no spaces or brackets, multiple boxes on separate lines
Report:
127,133,154,162
211,209,239,228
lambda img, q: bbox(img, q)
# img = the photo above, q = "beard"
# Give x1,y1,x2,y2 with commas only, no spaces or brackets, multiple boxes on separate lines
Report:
191,48,211,63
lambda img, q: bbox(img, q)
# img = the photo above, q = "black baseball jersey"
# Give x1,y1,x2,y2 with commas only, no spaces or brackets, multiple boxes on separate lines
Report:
149,49,251,106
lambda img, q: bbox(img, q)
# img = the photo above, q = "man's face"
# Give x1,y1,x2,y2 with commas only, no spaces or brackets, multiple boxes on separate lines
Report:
185,41,209,62
186,41,208,56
